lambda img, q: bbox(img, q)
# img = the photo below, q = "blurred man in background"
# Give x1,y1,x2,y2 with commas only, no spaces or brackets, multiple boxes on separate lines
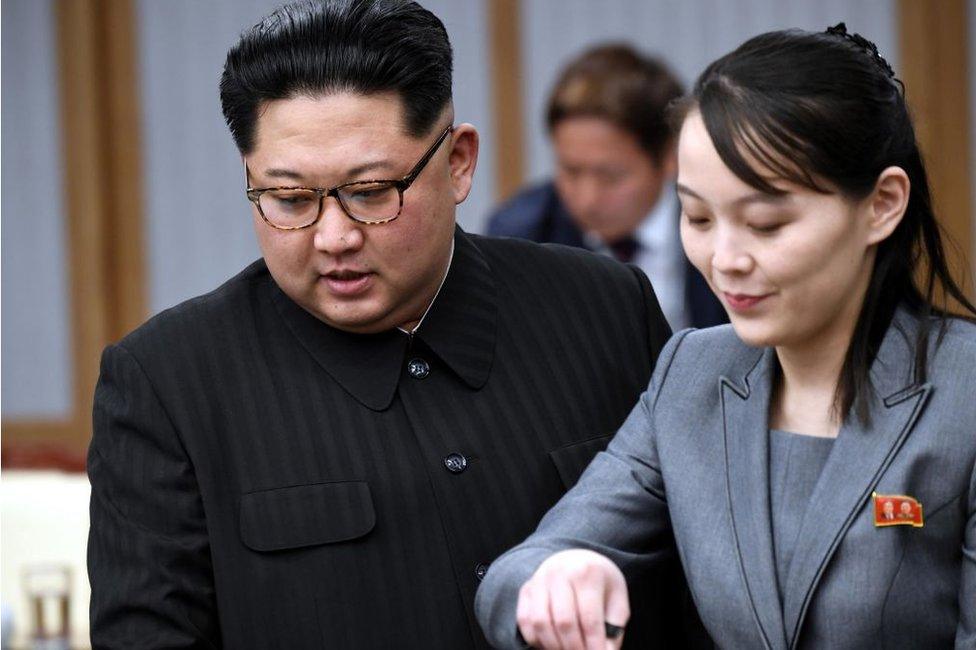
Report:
488,44,726,330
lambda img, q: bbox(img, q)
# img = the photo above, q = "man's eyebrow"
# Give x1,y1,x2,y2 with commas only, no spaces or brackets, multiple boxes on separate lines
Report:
264,168,306,182
676,182,791,207
261,160,397,185
345,159,397,179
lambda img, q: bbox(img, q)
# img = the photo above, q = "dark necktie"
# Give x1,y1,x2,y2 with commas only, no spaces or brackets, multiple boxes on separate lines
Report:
608,236,639,263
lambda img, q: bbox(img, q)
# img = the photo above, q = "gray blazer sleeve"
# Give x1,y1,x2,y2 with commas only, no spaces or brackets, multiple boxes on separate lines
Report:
958,457,976,647
474,329,692,648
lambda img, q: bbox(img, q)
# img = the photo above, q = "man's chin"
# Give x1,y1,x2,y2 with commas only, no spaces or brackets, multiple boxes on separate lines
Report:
586,224,637,244
316,309,391,335
295,295,389,334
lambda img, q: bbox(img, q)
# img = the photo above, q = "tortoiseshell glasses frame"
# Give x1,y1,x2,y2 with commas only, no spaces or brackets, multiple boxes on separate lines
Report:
245,125,454,230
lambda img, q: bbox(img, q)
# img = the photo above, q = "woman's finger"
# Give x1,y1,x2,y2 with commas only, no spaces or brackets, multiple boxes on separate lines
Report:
548,576,586,650
516,581,544,648
602,568,630,650
518,578,561,649
572,581,607,650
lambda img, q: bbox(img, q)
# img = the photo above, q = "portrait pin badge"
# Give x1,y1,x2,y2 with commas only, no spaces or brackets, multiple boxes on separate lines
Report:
873,492,923,528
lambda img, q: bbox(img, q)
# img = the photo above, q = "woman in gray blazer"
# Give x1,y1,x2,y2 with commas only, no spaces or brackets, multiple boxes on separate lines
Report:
476,25,976,650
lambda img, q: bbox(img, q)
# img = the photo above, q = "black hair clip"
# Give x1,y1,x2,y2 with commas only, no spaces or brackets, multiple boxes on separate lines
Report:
825,22,896,80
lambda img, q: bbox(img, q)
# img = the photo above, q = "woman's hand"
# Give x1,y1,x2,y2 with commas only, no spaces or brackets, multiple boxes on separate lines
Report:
516,549,630,650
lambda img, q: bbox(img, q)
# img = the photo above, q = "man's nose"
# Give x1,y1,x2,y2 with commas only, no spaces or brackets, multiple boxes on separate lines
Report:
570,177,604,218
313,196,365,254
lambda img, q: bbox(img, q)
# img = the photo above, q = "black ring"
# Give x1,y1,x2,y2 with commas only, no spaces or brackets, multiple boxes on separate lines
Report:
515,622,625,646
605,622,624,638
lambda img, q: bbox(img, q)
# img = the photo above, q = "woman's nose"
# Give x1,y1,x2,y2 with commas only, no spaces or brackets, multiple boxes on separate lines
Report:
711,227,753,275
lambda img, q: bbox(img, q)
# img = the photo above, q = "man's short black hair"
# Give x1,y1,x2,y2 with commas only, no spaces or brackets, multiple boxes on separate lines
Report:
220,0,453,154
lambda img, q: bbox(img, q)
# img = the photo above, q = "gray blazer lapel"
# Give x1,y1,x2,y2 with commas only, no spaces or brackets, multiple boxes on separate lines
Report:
782,316,933,648
722,347,789,650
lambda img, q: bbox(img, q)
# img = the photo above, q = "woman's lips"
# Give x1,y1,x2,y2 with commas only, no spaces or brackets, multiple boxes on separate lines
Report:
321,271,374,297
722,292,771,313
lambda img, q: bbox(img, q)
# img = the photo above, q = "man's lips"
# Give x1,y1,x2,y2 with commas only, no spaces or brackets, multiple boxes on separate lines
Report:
321,269,374,297
722,291,772,312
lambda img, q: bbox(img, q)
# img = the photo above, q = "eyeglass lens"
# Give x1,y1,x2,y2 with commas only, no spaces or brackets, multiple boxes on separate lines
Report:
258,182,401,228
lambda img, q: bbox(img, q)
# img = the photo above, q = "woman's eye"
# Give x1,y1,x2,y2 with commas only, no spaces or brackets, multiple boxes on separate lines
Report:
749,222,783,234
683,214,711,227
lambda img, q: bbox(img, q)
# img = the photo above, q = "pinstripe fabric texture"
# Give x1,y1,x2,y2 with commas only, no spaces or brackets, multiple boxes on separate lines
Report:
88,229,690,649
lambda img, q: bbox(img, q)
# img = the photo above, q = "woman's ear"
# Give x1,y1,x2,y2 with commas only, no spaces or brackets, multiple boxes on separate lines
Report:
448,123,479,204
865,166,910,245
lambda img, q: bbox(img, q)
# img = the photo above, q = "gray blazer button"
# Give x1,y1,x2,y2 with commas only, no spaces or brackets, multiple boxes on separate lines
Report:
407,358,430,379
443,453,467,474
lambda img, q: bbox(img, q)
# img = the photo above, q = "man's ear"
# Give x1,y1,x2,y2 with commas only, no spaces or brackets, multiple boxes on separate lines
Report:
865,166,910,245
448,123,479,204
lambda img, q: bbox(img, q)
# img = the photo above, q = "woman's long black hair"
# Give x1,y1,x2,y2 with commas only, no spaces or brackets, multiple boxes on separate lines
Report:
679,24,975,423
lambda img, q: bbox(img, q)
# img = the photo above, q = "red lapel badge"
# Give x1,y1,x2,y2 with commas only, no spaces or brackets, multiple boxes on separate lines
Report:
873,492,923,527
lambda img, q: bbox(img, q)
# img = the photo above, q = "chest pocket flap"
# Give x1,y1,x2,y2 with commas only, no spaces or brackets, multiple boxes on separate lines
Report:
240,480,375,552
549,434,613,489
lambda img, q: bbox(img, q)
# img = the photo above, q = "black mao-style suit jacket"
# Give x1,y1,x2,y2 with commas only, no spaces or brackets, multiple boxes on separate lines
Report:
88,229,697,648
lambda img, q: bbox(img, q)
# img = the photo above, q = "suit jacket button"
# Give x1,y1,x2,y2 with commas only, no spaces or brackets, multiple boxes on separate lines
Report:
408,358,430,379
475,562,489,581
443,453,467,474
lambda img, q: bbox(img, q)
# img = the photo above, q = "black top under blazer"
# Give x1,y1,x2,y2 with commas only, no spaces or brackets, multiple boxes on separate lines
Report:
87,229,695,649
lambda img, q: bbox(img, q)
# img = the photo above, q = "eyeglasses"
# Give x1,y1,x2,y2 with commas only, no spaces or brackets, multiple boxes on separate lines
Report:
245,125,454,229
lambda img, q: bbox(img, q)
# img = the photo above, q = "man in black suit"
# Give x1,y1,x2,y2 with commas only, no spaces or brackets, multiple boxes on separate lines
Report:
487,44,726,331
87,2,691,648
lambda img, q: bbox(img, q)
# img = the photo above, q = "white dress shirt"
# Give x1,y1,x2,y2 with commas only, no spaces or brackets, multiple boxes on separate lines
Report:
584,186,689,330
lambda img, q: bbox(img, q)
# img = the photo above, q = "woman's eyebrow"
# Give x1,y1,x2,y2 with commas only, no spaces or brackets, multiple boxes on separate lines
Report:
730,191,791,208
675,182,703,200
676,182,791,207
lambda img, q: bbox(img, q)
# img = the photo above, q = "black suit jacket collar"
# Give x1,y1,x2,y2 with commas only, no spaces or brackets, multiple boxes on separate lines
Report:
269,227,497,411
